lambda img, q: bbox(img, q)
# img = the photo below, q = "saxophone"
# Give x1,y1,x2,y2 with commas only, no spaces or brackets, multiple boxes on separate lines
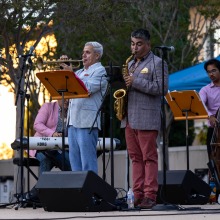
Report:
113,54,134,120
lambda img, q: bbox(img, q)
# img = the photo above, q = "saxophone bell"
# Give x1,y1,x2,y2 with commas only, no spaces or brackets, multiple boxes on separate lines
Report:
113,89,126,121
113,54,134,121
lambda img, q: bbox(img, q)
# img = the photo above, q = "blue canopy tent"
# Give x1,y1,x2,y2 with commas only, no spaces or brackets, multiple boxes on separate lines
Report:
169,55,220,92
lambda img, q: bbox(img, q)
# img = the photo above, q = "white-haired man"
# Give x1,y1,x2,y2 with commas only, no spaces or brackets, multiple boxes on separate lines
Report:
61,41,107,173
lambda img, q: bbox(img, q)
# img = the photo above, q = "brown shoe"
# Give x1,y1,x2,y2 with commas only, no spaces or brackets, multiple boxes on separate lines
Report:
134,198,143,207
137,197,156,209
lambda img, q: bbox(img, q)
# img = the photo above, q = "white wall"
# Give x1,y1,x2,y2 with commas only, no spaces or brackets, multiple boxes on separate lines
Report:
0,145,209,200
98,145,209,190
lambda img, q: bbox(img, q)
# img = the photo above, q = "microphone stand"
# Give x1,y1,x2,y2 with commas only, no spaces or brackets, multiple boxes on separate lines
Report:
23,58,38,208
0,57,35,209
89,77,110,181
61,92,66,171
25,57,33,192
109,62,115,188
152,49,178,211
14,57,33,209
101,109,106,181
89,62,115,188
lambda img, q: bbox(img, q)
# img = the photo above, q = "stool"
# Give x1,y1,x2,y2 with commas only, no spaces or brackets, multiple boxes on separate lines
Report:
13,157,40,180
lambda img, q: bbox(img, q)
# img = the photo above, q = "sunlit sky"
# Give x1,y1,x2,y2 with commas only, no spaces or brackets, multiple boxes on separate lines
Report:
0,85,16,159
0,34,57,159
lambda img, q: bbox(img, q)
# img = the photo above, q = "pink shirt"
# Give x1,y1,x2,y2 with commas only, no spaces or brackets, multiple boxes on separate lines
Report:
199,82,220,117
29,101,59,157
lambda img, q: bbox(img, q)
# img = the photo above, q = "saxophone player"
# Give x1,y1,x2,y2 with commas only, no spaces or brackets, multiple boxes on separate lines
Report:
122,29,169,209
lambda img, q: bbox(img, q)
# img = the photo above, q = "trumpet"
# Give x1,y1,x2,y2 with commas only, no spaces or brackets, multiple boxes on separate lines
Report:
36,57,82,70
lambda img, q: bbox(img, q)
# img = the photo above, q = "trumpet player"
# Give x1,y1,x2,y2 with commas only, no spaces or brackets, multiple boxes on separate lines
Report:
60,41,107,174
122,29,169,209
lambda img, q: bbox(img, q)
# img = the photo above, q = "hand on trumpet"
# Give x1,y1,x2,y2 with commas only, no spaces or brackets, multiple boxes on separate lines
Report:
59,55,73,71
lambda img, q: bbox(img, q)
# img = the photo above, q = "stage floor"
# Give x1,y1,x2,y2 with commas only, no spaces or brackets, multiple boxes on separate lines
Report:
0,204,220,220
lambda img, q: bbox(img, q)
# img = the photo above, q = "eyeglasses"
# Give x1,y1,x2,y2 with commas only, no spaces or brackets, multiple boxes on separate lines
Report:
207,69,219,74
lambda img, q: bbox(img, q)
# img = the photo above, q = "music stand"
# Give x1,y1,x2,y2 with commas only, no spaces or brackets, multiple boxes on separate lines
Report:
36,70,89,170
165,90,208,170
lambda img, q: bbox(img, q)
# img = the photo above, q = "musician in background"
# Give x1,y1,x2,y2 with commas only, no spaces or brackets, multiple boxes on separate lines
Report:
122,29,168,209
60,41,107,174
199,58,220,160
30,99,71,174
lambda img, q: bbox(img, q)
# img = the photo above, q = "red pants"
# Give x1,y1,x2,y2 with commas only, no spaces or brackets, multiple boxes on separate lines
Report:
125,124,158,201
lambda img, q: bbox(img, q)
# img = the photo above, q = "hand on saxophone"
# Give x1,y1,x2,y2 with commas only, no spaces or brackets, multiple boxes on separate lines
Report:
124,75,134,87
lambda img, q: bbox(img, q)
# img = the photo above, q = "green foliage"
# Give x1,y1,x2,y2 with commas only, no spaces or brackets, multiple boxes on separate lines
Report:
169,120,196,147
53,0,220,73
53,0,141,66
196,122,208,145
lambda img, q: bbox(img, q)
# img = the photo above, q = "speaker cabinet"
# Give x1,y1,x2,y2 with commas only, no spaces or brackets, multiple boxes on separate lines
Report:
157,170,211,205
35,171,117,212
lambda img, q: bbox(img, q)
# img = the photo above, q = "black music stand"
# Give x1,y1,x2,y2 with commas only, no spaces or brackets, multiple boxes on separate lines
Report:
36,70,89,170
165,90,208,170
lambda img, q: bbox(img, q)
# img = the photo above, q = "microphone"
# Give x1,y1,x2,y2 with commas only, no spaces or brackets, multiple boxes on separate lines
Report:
155,46,175,52
17,46,35,58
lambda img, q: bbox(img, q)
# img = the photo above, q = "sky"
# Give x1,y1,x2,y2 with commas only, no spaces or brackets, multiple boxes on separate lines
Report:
0,85,16,159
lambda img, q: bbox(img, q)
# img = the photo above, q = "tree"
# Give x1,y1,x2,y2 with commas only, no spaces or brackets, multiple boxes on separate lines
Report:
0,0,58,137
53,0,142,65
130,0,220,70
1,0,220,147
53,0,220,149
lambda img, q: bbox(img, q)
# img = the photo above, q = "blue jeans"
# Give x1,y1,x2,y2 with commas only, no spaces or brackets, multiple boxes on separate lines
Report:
68,125,98,173
36,150,71,175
